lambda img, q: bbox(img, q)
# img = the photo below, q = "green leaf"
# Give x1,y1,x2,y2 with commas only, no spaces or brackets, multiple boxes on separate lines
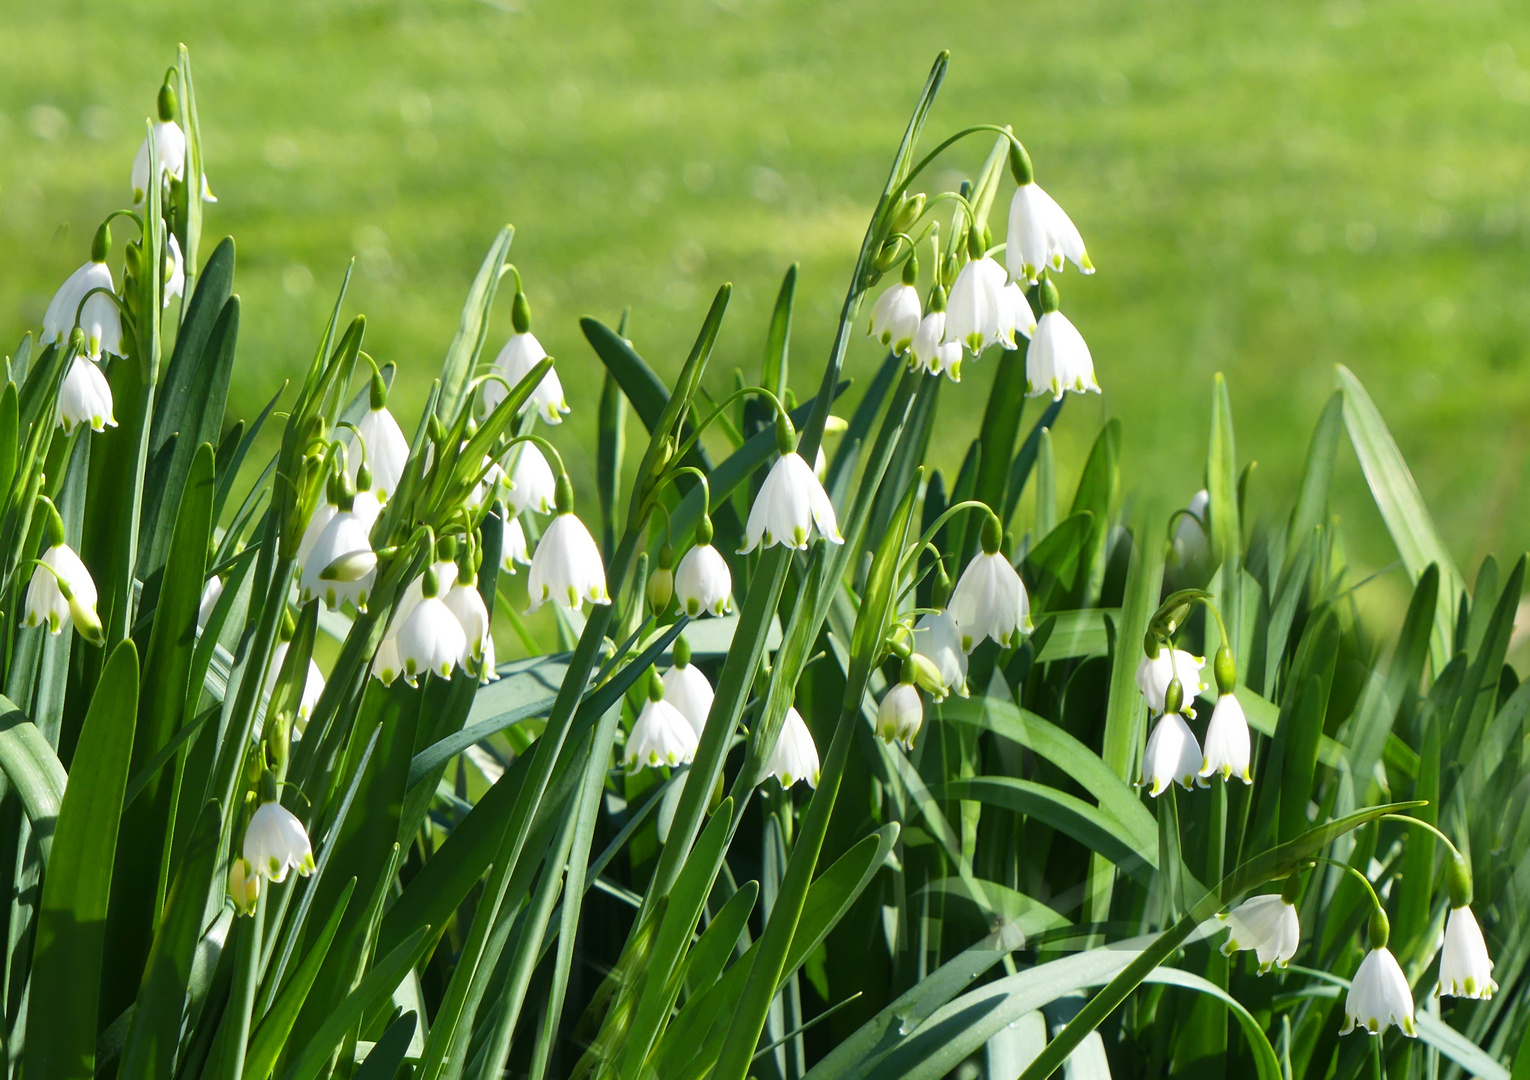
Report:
597,369,628,557
804,925,1024,1080
25,640,139,1080
1336,364,1462,669
105,442,215,1009
1286,391,1342,570
940,697,1155,853
116,799,222,1080
939,777,1155,882
1002,398,1064,528
0,698,66,864
353,1012,418,1080
1023,512,1094,602
1278,675,1329,844
437,225,513,419
246,879,358,1080
681,880,758,997
1206,374,1240,569
277,925,434,1080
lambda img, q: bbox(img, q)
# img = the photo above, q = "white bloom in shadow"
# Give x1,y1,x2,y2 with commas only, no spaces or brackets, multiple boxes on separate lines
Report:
242,800,315,884
949,553,1030,652
1437,906,1496,999
1201,692,1253,783
1218,894,1299,973
625,696,698,772
876,682,923,749
57,356,117,434
765,707,820,789
663,662,714,739
1139,711,1206,797
676,542,732,617
1135,649,1208,717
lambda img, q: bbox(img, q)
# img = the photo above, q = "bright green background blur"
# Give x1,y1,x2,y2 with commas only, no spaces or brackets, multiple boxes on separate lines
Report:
4,0,1529,601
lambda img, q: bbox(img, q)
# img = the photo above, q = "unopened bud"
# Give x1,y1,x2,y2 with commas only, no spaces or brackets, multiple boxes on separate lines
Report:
319,550,378,582
908,652,947,700
890,191,926,234
874,237,903,273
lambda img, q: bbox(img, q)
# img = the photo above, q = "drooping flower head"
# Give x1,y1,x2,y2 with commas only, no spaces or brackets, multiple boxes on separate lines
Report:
42,223,121,361
350,370,411,503
943,233,1005,354
526,472,610,612
1219,878,1301,973
676,514,732,617
228,857,260,916
765,706,820,789
1342,910,1417,1038
626,669,699,772
1025,277,1099,401
910,286,962,381
57,354,117,435
501,516,531,574
912,608,968,699
397,565,468,685
869,256,922,357
483,289,569,424
1139,675,1206,796
23,501,104,646
739,412,843,554
1004,141,1094,285
876,673,924,750
1136,647,1208,717
505,442,557,517
264,639,326,734
444,559,492,677
948,514,1030,652
1200,646,1252,783
1438,858,1496,999
662,636,714,738
242,772,315,884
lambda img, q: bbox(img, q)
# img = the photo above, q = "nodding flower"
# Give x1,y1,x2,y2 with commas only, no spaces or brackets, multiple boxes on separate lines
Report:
765,707,820,790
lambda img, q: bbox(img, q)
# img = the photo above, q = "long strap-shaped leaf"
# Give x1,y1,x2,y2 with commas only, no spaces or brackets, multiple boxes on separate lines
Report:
25,639,139,1080
1336,364,1462,670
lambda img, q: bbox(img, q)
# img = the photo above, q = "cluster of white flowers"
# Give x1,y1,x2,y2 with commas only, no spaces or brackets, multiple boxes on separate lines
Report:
867,141,1096,399
1136,640,1251,796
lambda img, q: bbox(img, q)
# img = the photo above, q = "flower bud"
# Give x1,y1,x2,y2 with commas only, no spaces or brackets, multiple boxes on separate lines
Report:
874,237,904,273
890,191,926,235
908,651,948,699
648,543,675,613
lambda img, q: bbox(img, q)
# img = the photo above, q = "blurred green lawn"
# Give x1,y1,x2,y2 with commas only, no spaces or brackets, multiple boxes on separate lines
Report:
4,0,1529,602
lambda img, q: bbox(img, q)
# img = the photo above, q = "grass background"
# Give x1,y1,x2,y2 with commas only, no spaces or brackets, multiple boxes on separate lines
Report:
4,0,1529,620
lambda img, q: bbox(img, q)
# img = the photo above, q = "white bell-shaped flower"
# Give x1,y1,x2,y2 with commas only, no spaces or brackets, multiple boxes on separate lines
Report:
1438,906,1496,999
391,559,459,632
1342,946,1417,1037
913,609,968,698
42,258,121,360
527,510,610,613
486,330,569,425
501,517,531,574
24,538,103,645
1026,279,1098,401
1005,174,1093,285
299,508,376,611
625,682,698,773
944,253,1005,354
765,707,820,789
676,532,732,617
1136,649,1208,716
242,799,315,884
228,857,260,917
868,281,921,356
444,577,491,672
131,118,188,203
1201,692,1252,783
948,518,1030,652
197,576,224,631
1218,894,1300,973
57,355,117,434
164,233,185,308
1139,711,1206,797
740,444,842,554
396,570,468,685
663,658,714,739
264,641,325,732
351,406,410,502
910,308,962,381
505,443,557,517
876,681,924,749
993,281,1037,349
